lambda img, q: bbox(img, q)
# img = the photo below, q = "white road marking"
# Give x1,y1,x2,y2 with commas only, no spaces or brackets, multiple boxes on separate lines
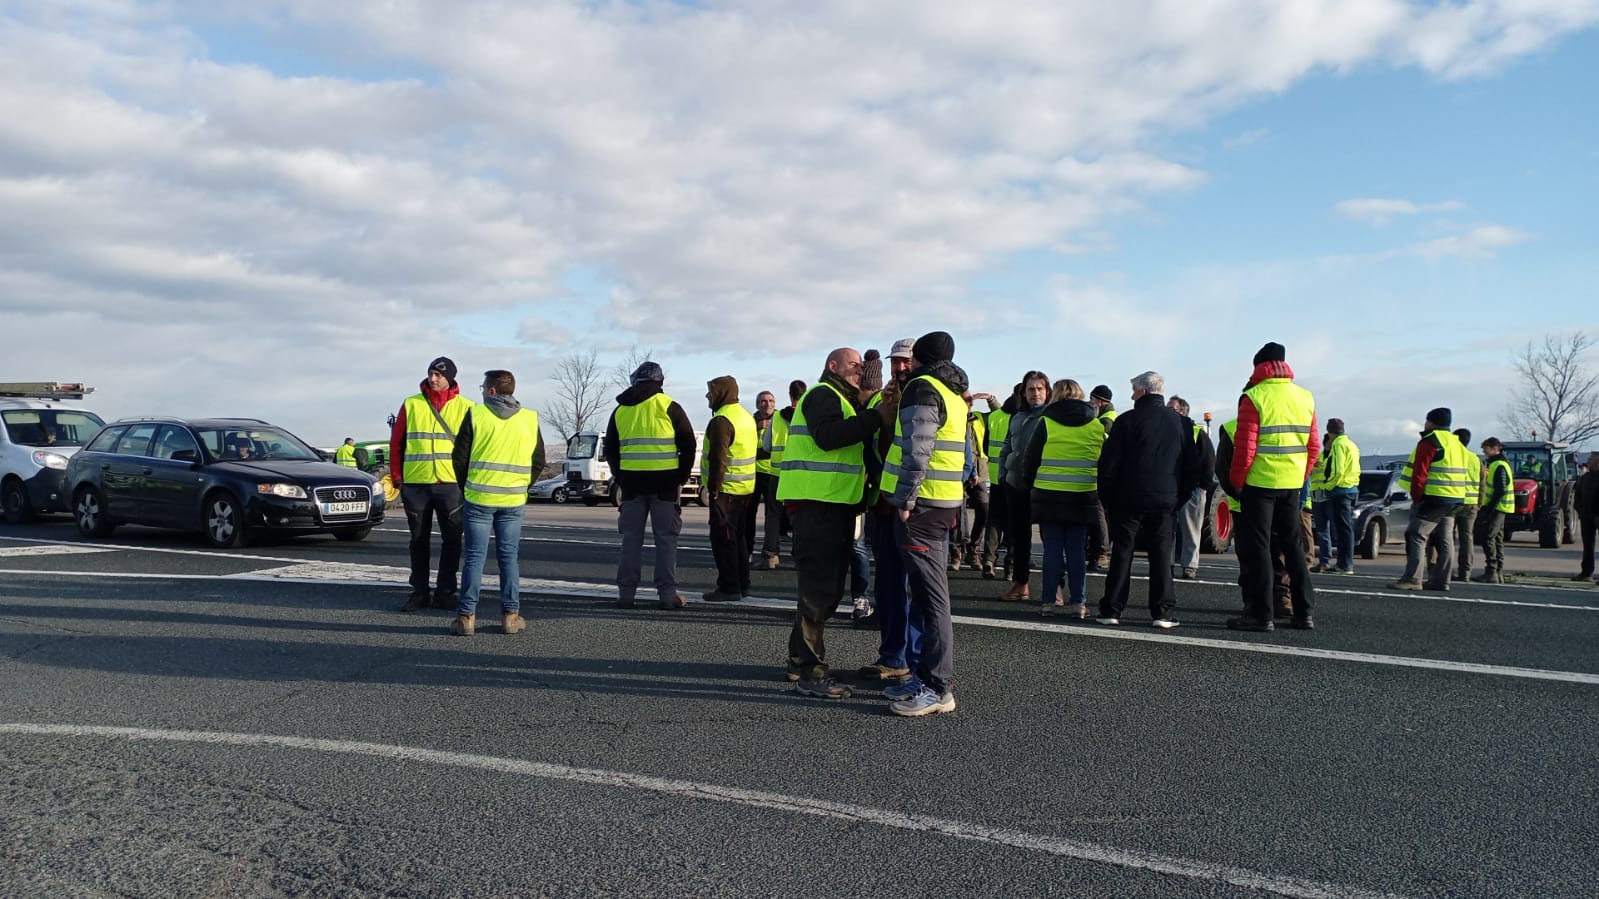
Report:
0,544,114,558
2,565,1596,686
0,723,1405,899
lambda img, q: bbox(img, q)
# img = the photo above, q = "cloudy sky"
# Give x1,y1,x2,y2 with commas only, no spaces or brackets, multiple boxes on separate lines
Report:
3,0,1596,455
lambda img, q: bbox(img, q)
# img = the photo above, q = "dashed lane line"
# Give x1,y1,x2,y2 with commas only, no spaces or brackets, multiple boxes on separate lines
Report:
0,723,1407,899
2,565,1597,686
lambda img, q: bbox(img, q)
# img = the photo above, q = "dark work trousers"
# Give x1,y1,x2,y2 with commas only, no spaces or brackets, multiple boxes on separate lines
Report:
744,472,782,561
983,484,1009,566
1579,513,1596,577
1235,486,1315,622
964,481,990,556
617,490,681,602
1006,485,1034,585
897,505,959,695
1099,504,1177,621
872,510,921,670
1087,502,1110,562
1480,509,1507,574
1447,505,1477,577
401,482,464,595
787,502,859,680
1401,500,1456,587
709,493,752,595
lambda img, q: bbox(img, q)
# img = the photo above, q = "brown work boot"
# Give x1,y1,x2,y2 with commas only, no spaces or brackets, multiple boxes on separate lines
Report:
999,583,1030,601
399,590,431,612
450,614,476,636
659,593,687,610
502,612,526,635
1471,570,1503,584
948,549,963,571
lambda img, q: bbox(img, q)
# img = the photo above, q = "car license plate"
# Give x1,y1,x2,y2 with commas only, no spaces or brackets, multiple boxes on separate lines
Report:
321,501,366,515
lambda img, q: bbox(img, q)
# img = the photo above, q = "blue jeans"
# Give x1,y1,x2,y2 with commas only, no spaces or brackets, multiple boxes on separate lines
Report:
1039,522,1088,605
871,511,921,670
1313,490,1357,569
458,501,526,616
851,522,870,598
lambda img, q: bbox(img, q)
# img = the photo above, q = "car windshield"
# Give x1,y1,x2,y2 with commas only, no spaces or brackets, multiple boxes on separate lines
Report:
567,433,598,460
196,426,320,462
2,410,105,447
1357,472,1392,500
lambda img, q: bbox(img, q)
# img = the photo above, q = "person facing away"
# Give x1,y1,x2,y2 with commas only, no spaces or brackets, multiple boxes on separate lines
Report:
1020,378,1105,619
1389,407,1471,592
603,361,697,609
452,369,544,637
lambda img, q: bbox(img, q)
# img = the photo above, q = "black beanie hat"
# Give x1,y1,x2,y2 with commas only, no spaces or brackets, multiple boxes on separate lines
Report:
428,356,458,385
1252,342,1287,365
1090,384,1112,402
1327,418,1345,435
630,361,665,385
1427,407,1453,429
912,330,955,364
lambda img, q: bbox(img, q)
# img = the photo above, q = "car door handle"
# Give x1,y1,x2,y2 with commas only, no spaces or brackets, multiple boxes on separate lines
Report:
142,467,153,475
102,464,112,471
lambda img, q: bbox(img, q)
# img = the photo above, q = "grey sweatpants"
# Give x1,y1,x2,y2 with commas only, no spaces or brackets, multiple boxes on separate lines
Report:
617,492,682,602
896,505,959,695
1172,486,1205,571
1401,500,1456,586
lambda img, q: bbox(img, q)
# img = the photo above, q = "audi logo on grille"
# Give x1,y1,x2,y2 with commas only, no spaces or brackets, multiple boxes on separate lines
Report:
332,488,360,500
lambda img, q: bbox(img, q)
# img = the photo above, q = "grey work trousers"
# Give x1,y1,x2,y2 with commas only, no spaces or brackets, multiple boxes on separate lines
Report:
1172,486,1205,571
897,505,959,695
787,502,859,681
616,491,682,602
1452,505,1477,576
1401,500,1457,586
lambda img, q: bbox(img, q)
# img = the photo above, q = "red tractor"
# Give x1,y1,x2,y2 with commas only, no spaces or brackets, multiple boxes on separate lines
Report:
1498,441,1577,548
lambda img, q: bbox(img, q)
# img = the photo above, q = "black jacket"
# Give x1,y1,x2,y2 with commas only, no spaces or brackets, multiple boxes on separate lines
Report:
792,373,881,507
1578,469,1599,520
602,381,697,500
1097,392,1191,513
1021,398,1103,525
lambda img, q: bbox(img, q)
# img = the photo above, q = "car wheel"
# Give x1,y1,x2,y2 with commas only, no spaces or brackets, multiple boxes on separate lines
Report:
333,527,371,542
695,483,709,507
204,491,248,548
75,486,114,538
2,477,35,524
1358,519,1382,560
611,484,622,507
551,486,568,504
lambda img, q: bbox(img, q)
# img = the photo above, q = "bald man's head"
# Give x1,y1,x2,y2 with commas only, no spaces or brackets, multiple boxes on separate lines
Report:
825,348,864,388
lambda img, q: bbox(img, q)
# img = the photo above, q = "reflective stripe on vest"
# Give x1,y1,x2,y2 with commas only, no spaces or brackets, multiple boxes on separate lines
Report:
1484,458,1515,513
1034,417,1105,493
764,413,791,476
775,383,866,504
335,444,357,467
1463,452,1483,505
1400,430,1472,499
402,394,471,484
705,402,757,495
1222,419,1241,512
464,405,541,507
1241,379,1315,489
879,375,968,503
985,409,1010,459
614,394,678,471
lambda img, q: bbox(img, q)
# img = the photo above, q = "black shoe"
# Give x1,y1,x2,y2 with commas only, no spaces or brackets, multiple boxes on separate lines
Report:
400,590,431,612
852,611,878,630
1226,616,1274,632
1291,617,1314,630
432,591,459,610
701,590,743,602
1421,582,1450,592
1572,572,1594,581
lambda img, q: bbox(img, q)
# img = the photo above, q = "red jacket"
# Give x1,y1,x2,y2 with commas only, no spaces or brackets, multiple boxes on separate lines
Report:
1229,360,1320,490
390,379,463,486
1406,431,1447,499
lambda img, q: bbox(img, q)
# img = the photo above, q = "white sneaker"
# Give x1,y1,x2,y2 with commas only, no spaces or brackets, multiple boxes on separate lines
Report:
1151,618,1180,629
1094,616,1120,626
889,686,956,717
851,596,872,618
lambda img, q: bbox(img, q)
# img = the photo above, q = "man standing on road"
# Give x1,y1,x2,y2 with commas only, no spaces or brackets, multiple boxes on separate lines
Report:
1095,371,1190,629
393,357,472,613
702,376,757,602
881,331,969,717
1574,451,1599,582
603,362,697,609
861,339,921,678
1310,418,1361,574
1472,437,1516,584
779,348,887,698
453,370,544,637
335,437,357,467
1227,342,1319,632
1389,408,1471,593
1167,395,1214,581
1085,384,1118,571
748,389,780,568
1449,428,1481,582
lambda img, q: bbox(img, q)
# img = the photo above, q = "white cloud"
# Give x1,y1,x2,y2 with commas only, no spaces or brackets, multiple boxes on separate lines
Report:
1402,225,1535,259
1334,197,1467,225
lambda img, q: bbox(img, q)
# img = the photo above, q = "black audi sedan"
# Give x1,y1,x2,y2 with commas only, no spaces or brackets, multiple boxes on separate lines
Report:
65,417,385,547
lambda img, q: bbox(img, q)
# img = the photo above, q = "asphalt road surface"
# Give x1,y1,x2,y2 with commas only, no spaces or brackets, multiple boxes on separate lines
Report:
2,505,1596,898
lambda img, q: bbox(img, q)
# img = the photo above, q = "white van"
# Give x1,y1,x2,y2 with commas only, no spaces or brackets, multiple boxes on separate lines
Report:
0,382,106,523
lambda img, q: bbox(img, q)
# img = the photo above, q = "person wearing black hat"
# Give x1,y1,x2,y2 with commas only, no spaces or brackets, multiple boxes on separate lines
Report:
1226,342,1320,631
1388,408,1472,592
602,361,698,609
392,356,474,612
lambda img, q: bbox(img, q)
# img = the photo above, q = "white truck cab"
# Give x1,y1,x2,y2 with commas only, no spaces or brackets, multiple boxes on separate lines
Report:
564,429,705,506
0,382,106,523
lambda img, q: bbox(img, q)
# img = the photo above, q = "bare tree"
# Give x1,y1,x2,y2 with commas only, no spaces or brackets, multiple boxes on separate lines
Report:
1502,331,1599,446
547,350,611,442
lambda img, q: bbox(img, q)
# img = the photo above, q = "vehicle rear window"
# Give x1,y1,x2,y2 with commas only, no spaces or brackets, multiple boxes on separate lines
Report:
2,410,105,447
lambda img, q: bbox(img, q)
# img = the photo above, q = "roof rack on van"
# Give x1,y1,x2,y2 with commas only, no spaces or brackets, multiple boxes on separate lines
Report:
0,382,95,400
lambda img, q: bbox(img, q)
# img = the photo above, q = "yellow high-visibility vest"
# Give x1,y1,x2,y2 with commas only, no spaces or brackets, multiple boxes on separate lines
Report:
1399,430,1471,500
1240,379,1315,489
1463,451,1483,506
880,375,967,503
1034,417,1105,494
615,394,678,472
401,394,472,484
335,444,357,467
705,403,757,496
776,383,866,504
463,405,541,508
1222,419,1241,513
1483,457,1515,513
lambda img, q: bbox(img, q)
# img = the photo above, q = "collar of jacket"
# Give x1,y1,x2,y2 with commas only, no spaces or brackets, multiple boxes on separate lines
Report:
419,378,461,409
820,370,863,407
1246,360,1296,386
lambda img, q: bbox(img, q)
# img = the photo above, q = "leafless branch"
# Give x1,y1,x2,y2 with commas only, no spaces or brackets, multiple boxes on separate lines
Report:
1501,331,1599,446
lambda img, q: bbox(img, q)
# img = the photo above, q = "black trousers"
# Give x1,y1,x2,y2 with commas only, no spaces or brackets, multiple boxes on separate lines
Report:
964,481,990,554
787,502,858,680
1099,504,1176,620
1236,486,1314,621
743,472,781,560
709,493,752,595
401,482,464,595
1580,513,1596,577
1006,485,1034,584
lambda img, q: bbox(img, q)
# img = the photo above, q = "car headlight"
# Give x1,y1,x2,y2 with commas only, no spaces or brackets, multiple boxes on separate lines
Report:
257,483,307,499
31,451,68,470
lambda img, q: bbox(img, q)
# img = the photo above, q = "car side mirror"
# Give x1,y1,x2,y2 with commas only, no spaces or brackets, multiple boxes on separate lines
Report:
172,449,199,464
